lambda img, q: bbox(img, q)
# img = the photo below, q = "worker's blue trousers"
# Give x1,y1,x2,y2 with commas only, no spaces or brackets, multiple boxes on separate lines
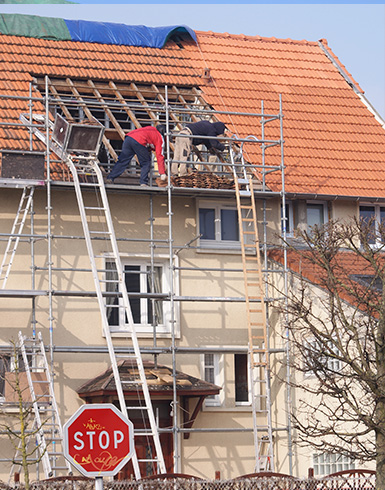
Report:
107,136,152,185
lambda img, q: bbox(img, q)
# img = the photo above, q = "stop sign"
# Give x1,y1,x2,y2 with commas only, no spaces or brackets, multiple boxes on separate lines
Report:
63,403,134,477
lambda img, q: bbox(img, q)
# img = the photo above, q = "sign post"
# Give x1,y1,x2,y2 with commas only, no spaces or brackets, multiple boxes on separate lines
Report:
63,403,134,486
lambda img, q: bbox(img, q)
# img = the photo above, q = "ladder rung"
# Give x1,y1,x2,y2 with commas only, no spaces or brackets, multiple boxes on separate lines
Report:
89,230,111,235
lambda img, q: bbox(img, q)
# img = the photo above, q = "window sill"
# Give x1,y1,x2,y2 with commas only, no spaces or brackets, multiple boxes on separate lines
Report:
107,330,179,340
202,405,253,413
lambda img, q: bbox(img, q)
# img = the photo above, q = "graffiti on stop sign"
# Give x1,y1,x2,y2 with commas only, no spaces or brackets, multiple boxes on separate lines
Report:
64,404,134,477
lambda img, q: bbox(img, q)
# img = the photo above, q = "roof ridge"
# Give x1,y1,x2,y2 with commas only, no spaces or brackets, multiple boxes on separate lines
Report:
195,29,319,46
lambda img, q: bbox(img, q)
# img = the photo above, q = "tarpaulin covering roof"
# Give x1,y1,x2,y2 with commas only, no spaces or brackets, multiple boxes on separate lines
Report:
0,13,197,48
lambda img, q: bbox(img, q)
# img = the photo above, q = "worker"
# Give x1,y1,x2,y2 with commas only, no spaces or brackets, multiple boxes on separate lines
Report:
171,120,227,176
107,125,167,186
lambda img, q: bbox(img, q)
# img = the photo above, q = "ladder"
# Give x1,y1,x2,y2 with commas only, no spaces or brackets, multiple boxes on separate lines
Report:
230,143,274,472
64,154,166,478
0,186,34,289
16,331,72,478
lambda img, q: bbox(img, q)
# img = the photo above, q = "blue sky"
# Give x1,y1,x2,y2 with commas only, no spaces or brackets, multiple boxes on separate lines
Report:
0,3,384,118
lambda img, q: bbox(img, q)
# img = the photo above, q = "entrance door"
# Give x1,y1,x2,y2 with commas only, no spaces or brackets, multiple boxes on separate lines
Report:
116,399,173,479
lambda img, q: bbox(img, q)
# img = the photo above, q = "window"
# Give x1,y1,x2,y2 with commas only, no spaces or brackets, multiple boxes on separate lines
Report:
281,202,294,236
199,203,239,247
313,453,355,476
359,204,385,245
234,354,250,404
197,201,252,249
106,257,174,336
304,339,341,377
307,201,327,229
202,353,222,407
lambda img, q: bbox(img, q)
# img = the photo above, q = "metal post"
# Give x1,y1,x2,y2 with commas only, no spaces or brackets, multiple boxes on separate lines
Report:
165,85,179,474
95,476,103,490
279,93,293,475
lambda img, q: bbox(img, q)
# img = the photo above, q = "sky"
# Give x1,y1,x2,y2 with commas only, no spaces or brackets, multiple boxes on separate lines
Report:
0,3,383,118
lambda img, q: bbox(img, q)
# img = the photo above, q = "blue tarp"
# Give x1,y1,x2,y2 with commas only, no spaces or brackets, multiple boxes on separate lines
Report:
64,19,197,48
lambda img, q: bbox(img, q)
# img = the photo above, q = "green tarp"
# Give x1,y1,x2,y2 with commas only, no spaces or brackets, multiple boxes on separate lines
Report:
0,1,76,4
0,13,71,40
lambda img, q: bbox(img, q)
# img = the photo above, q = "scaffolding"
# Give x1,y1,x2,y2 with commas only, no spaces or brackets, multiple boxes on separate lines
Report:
0,77,290,480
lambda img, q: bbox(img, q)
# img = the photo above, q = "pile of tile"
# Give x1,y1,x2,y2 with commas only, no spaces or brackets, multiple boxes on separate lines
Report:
172,172,237,189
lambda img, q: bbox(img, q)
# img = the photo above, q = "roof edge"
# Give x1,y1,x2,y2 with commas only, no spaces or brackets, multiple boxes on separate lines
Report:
318,38,364,94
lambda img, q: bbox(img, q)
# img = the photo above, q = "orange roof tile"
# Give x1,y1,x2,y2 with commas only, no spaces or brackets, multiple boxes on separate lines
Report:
269,248,383,313
0,22,384,198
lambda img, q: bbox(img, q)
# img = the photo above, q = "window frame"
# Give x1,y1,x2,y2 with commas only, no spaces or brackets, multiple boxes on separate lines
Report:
201,352,224,407
198,201,240,249
313,452,355,476
234,353,251,406
303,338,341,378
105,254,178,338
307,200,328,230
281,201,294,237
359,203,385,247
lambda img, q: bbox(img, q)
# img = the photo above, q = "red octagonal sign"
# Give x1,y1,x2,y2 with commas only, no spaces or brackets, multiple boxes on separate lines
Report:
63,404,134,477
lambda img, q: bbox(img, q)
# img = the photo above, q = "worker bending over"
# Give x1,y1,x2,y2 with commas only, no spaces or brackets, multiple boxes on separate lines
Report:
107,125,167,186
172,121,227,176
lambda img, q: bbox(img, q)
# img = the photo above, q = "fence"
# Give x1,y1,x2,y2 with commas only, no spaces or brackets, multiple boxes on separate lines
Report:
1,471,376,490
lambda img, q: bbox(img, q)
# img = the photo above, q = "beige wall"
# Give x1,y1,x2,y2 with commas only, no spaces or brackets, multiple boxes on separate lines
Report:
0,185,320,481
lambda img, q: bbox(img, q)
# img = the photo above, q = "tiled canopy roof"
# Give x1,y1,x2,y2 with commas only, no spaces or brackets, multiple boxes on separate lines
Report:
77,360,221,398
0,16,385,197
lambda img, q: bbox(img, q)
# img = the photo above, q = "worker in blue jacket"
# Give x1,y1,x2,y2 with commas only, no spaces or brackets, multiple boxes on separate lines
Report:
171,120,227,176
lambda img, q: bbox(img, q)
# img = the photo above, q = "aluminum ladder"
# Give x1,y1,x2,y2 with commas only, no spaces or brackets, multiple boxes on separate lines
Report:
230,142,274,472
64,154,166,478
0,186,34,289
16,331,72,478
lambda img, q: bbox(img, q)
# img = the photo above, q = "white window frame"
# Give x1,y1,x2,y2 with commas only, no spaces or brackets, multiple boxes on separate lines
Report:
201,351,224,407
281,201,294,237
105,254,178,338
313,452,355,476
359,203,385,248
307,200,328,229
234,353,251,406
303,338,341,378
198,200,240,249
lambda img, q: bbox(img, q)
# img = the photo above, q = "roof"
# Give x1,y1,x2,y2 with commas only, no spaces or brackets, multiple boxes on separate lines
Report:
0,14,385,198
77,360,221,398
269,248,383,313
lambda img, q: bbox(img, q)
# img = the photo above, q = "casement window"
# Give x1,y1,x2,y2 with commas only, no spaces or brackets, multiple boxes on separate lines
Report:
105,257,174,336
199,202,239,248
313,453,355,476
303,339,341,378
202,352,223,407
0,353,33,402
234,353,250,405
307,201,328,229
281,202,294,236
359,204,385,246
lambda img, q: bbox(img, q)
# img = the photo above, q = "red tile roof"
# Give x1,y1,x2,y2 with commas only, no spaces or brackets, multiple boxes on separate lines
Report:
269,248,383,313
0,21,385,198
